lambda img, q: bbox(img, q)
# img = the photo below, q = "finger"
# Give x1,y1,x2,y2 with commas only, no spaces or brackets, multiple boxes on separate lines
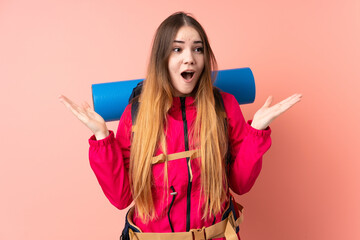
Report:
83,101,91,109
262,96,273,108
286,95,302,108
276,93,300,106
59,95,78,109
274,94,302,114
81,102,89,110
272,94,301,111
280,94,302,108
59,95,86,118
59,95,76,110
82,101,95,113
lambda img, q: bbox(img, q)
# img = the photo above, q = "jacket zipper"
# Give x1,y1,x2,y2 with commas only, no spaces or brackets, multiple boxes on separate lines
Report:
180,97,192,232
168,186,177,232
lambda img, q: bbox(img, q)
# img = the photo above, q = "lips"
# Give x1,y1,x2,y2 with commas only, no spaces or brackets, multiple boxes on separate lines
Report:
181,70,195,82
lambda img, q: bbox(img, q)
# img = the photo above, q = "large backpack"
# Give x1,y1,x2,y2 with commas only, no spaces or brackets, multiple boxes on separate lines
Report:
127,81,232,175
120,82,244,240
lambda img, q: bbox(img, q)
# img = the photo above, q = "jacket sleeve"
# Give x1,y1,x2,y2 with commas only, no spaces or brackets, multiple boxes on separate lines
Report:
222,93,272,195
88,104,133,209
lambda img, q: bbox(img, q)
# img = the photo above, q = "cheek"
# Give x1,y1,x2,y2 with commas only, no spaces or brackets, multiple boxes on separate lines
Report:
196,55,205,69
168,59,178,75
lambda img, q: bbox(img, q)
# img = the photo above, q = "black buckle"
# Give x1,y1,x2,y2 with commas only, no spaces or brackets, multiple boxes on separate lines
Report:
190,227,206,240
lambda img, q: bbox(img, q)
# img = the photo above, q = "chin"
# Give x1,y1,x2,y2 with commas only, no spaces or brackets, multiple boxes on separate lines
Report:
181,90,195,96
174,89,193,97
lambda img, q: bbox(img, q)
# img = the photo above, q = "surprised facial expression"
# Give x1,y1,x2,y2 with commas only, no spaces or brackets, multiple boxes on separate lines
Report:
168,26,205,97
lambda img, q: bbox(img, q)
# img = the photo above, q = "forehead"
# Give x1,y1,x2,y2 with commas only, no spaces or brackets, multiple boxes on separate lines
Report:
174,26,202,42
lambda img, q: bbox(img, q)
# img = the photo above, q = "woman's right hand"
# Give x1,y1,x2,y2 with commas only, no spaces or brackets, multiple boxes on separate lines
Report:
58,95,109,140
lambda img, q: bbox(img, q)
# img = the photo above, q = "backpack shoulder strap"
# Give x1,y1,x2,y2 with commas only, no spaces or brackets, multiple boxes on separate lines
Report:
129,81,143,126
213,87,226,119
128,81,143,103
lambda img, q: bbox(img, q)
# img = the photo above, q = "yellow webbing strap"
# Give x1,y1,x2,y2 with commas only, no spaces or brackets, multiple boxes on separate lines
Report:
151,149,200,164
224,212,238,240
128,210,241,240
235,202,244,225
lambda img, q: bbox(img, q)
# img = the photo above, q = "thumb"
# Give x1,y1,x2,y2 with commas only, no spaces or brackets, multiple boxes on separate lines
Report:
82,101,93,111
262,96,273,108
84,101,91,108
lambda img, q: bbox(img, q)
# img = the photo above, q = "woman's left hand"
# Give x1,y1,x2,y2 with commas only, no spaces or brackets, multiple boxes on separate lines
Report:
249,93,303,130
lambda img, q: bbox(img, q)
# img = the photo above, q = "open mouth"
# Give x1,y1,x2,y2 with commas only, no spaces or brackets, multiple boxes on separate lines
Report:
181,71,195,80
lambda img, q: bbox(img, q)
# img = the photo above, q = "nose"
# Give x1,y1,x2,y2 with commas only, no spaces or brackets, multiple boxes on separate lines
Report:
183,49,195,65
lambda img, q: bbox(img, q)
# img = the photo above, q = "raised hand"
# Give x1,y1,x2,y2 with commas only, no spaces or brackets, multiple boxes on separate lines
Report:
58,95,109,140
249,93,302,130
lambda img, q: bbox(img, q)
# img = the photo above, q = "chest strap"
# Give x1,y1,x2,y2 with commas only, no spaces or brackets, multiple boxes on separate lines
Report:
151,149,200,164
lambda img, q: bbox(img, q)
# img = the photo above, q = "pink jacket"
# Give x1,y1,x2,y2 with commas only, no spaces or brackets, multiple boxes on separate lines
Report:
88,92,271,237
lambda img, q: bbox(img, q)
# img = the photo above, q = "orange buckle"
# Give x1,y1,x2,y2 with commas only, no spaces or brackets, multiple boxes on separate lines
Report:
190,227,206,240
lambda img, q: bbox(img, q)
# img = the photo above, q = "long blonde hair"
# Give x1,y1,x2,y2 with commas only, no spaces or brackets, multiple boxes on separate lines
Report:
129,12,228,222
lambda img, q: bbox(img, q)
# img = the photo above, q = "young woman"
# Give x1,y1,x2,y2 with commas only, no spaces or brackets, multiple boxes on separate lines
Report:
59,12,301,240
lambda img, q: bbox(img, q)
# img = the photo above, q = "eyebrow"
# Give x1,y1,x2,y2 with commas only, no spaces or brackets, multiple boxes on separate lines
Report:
173,40,203,44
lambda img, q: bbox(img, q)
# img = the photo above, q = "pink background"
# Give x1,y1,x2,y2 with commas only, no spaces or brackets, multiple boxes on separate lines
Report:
1,0,359,239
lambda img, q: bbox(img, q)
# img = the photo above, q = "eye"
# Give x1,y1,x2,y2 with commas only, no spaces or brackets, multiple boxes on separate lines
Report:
194,47,204,53
173,47,181,52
